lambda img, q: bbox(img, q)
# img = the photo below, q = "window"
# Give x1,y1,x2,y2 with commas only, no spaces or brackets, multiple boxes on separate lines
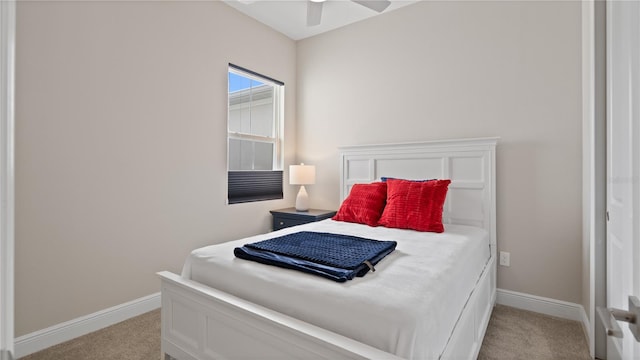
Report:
227,64,284,204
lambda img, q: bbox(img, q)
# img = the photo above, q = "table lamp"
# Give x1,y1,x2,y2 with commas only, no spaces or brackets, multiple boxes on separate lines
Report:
289,163,316,211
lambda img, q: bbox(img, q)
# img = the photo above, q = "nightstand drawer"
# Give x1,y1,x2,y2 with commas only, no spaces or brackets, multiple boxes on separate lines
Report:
272,217,308,231
270,208,337,231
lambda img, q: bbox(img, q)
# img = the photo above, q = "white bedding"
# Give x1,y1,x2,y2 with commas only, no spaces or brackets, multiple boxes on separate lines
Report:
182,219,490,359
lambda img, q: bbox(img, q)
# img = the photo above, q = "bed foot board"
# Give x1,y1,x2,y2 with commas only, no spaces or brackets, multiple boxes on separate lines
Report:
158,255,496,360
441,256,496,360
158,271,404,360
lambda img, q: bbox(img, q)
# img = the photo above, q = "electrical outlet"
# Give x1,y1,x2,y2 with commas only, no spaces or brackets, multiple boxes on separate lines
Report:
499,251,510,267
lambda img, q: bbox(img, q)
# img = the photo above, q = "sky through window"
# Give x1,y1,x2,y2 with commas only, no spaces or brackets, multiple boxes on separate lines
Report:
229,72,264,92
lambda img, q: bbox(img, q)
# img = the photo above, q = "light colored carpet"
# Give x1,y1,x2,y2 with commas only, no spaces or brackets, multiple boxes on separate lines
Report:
19,310,161,360
478,305,592,360
19,304,591,359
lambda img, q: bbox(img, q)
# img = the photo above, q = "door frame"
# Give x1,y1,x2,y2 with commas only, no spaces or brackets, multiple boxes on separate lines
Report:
0,0,16,358
582,0,607,358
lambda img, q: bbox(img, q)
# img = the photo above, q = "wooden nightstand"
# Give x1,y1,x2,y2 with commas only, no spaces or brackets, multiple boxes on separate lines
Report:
270,208,337,231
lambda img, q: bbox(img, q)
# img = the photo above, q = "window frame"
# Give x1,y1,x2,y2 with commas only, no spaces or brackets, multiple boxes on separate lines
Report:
227,64,284,204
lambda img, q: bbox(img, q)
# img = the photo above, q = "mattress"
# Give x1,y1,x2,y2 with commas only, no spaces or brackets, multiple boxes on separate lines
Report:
182,219,491,359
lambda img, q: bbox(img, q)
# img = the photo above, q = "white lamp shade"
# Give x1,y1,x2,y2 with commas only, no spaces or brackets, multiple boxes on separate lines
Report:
289,164,316,185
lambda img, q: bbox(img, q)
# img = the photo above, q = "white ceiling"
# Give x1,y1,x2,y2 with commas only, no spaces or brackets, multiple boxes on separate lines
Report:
223,0,421,40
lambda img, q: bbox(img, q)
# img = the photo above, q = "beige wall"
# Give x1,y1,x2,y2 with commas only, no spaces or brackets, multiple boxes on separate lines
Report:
15,0,585,338
297,1,583,303
15,1,296,336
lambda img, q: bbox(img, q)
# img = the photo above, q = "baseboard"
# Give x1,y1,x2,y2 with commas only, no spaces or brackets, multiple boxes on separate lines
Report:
496,288,590,340
580,304,593,358
0,350,14,360
14,292,160,358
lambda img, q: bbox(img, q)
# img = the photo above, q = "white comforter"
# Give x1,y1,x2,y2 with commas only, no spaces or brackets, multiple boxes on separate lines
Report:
182,219,490,359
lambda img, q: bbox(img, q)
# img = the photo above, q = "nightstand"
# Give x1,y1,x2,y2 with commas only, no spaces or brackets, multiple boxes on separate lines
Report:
270,208,337,231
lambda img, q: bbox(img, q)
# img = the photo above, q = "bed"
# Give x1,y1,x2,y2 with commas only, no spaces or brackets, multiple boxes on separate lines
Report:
158,137,498,360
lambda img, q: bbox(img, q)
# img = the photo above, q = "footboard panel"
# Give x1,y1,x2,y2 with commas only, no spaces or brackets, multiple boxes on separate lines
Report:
159,254,496,360
440,255,496,360
158,271,403,360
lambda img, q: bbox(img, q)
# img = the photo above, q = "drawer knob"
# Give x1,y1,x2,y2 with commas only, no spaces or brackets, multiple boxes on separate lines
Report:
279,221,284,225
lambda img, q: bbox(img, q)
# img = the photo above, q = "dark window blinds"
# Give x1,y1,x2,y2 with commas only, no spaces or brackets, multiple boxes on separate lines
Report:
228,171,283,204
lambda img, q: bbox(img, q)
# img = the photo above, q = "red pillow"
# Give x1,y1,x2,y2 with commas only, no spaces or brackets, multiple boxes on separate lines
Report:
378,179,451,233
332,182,387,226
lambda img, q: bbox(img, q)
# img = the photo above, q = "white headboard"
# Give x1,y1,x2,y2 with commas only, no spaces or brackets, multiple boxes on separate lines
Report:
339,137,498,246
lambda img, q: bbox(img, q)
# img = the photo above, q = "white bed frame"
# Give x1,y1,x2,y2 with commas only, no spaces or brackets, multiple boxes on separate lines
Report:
158,137,498,360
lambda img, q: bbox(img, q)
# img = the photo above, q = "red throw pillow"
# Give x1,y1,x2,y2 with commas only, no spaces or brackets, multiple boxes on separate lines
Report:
332,182,387,226
378,179,451,233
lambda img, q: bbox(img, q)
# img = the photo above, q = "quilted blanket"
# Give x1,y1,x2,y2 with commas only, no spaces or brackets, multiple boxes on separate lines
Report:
234,231,397,282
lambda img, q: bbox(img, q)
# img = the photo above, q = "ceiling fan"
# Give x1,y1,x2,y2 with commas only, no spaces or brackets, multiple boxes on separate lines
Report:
307,0,392,26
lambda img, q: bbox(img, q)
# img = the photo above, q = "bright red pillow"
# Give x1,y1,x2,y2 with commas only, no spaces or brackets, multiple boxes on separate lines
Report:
332,182,387,226
378,179,451,233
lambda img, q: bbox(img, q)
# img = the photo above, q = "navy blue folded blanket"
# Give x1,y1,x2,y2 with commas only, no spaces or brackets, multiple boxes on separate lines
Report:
234,231,397,282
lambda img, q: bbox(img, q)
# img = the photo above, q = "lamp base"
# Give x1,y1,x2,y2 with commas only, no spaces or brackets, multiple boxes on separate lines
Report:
295,185,310,212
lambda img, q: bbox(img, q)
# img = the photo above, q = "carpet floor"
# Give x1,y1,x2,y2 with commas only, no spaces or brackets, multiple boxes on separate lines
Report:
478,305,591,360
19,304,591,359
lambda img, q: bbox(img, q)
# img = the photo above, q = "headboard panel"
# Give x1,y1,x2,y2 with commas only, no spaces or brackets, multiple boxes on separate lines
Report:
339,137,498,245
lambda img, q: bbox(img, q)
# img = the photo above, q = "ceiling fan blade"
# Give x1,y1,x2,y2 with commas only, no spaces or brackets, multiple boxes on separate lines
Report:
352,0,391,13
307,1,324,26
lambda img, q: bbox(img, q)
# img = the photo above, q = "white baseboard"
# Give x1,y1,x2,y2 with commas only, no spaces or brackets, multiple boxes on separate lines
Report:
14,292,160,358
496,288,591,342
580,304,593,358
